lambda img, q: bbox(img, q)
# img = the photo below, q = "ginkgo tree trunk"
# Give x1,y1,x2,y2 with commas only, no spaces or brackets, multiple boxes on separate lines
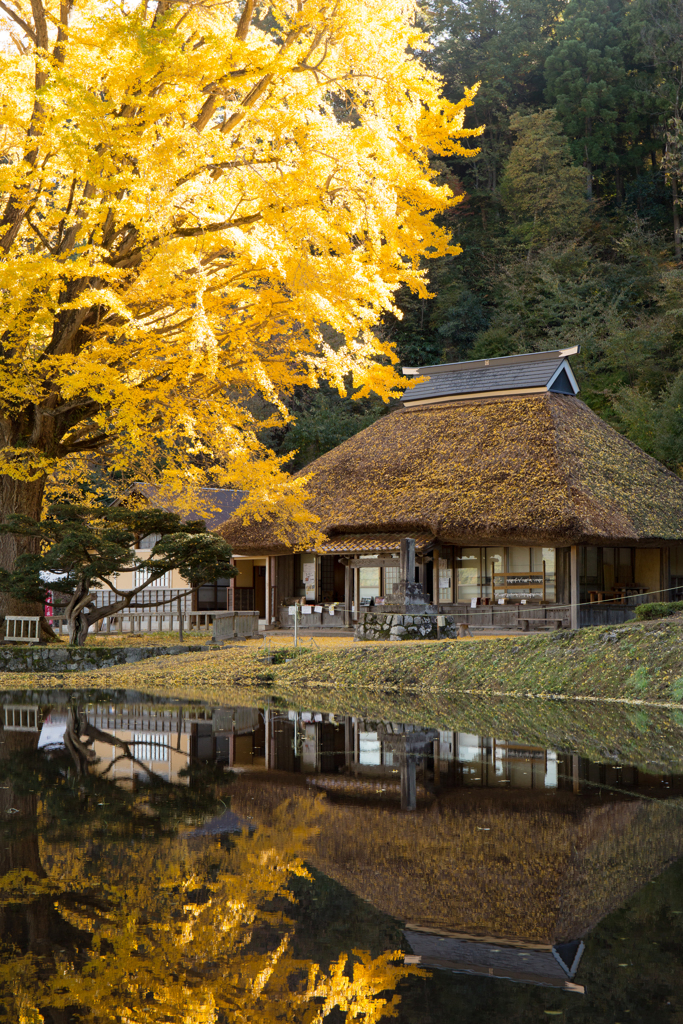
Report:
0,0,480,619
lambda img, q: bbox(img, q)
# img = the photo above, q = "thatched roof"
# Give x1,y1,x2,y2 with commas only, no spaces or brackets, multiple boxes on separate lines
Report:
220,393,683,553
228,776,683,946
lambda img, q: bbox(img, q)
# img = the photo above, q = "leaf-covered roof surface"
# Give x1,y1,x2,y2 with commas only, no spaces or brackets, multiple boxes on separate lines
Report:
221,394,683,552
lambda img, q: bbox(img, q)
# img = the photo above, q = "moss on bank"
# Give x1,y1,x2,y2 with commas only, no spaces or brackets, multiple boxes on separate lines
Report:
275,619,683,705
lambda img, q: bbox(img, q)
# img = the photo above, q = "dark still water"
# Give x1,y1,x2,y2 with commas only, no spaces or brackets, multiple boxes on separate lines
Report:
2,690,683,1023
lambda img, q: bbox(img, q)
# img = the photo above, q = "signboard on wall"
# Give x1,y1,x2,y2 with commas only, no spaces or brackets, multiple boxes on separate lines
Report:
303,560,316,600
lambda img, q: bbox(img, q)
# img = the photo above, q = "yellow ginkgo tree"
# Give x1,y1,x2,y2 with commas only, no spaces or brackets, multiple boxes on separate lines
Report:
0,0,480,598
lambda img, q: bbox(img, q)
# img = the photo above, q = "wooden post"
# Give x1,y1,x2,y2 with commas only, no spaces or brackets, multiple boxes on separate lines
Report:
264,706,271,770
542,559,546,604
344,561,351,627
354,566,360,625
491,559,496,605
177,596,183,641
265,557,270,626
400,755,417,811
660,546,669,602
570,545,579,629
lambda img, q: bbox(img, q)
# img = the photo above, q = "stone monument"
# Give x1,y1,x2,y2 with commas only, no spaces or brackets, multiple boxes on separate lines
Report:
355,537,459,641
382,537,433,613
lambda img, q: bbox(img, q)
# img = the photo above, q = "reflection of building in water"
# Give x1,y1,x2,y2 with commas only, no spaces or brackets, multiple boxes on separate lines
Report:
83,704,262,783
226,712,660,798
404,928,585,993
1,699,680,797
226,770,683,984
213,708,683,996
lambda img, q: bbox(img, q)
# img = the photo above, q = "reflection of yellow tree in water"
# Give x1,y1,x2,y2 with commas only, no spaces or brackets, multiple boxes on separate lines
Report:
1,796,419,1023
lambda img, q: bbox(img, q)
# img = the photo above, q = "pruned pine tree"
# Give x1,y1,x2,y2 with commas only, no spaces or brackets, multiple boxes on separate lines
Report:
0,504,237,644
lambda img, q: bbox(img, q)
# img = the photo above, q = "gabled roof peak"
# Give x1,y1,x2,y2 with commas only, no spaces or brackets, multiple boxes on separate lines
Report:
401,347,580,406
402,345,580,377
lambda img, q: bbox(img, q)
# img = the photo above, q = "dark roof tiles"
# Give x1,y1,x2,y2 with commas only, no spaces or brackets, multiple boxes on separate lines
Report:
404,358,573,404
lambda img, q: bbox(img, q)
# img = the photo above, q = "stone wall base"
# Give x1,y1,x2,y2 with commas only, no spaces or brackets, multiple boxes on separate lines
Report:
0,644,205,673
355,612,460,642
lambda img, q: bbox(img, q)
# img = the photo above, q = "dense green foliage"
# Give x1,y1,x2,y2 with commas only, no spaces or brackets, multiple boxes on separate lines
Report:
634,600,683,619
269,0,683,474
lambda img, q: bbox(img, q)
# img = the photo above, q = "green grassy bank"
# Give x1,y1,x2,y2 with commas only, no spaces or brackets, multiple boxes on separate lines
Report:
277,619,683,705
3,619,683,770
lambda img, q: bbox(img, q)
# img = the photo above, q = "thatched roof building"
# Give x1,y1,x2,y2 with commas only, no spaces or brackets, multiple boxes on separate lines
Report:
218,348,683,629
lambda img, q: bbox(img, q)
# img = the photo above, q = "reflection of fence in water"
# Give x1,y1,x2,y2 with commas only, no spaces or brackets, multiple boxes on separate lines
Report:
4,706,40,731
132,733,171,762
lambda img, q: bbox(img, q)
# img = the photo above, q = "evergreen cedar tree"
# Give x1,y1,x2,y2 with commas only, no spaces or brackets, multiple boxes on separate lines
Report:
353,0,683,478
0,504,238,645
0,0,482,619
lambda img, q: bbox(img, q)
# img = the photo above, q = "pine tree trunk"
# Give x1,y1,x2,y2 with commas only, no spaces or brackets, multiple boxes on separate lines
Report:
0,475,45,621
674,178,682,263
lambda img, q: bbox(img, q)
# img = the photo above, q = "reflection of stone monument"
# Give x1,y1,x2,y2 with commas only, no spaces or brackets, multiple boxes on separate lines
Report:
377,723,438,811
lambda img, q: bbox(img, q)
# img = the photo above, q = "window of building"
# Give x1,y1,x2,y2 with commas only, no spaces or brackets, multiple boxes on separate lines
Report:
384,564,401,599
358,731,381,766
671,545,683,599
457,548,481,603
456,547,557,603
438,553,453,603
138,533,161,550
135,566,171,588
4,706,38,731
320,555,335,601
133,733,170,762
359,567,381,604
579,546,647,601
197,578,234,611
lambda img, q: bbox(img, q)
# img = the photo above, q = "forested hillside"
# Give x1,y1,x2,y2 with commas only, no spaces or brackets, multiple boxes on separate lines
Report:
272,0,683,474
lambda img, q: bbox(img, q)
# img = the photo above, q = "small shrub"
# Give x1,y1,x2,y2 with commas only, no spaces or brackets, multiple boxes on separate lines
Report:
626,666,650,694
634,601,683,621
271,645,313,664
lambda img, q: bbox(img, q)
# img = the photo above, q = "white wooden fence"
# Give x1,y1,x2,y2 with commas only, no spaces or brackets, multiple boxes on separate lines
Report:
4,609,261,643
45,610,228,637
4,615,42,643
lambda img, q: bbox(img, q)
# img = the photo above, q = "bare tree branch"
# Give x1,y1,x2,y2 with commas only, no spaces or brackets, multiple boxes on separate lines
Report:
172,212,261,236
0,0,37,42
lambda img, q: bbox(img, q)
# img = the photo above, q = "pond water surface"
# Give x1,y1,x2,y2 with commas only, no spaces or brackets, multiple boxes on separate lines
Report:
2,686,683,1023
